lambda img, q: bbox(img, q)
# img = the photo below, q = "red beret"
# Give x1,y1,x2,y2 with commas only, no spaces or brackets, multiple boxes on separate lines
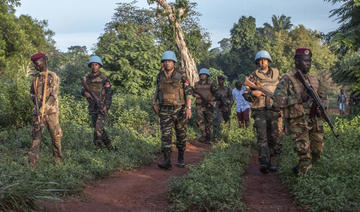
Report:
217,75,225,79
31,52,46,62
295,48,312,57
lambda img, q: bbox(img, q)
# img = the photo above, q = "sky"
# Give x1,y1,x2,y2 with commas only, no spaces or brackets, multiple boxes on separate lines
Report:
15,0,341,52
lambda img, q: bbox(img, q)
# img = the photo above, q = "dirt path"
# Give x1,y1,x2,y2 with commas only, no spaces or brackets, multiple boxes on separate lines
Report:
242,154,307,212
39,140,210,212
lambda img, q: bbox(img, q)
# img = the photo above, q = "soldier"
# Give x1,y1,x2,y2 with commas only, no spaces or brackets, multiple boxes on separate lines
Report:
82,56,115,150
273,48,327,174
215,75,233,124
152,51,193,170
194,68,217,143
243,50,281,174
28,52,62,167
337,89,347,116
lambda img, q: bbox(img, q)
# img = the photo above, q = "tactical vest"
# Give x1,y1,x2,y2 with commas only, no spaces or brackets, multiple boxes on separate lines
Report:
250,68,279,109
86,72,107,102
158,71,185,106
283,70,320,118
194,79,214,105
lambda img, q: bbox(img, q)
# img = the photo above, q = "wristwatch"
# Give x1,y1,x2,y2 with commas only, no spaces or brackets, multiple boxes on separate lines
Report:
186,106,192,110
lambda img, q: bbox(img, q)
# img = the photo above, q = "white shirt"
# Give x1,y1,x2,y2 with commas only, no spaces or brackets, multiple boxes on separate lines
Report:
232,86,250,112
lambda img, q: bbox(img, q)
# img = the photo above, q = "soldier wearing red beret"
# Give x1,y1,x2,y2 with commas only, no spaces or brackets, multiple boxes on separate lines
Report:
272,48,328,174
28,52,62,167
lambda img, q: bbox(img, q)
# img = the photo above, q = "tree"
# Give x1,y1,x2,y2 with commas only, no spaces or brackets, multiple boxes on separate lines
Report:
325,0,360,97
263,15,293,37
148,0,199,85
96,23,161,95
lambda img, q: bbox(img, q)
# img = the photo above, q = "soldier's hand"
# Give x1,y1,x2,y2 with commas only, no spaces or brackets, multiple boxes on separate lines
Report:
251,90,264,97
185,108,192,119
84,92,93,100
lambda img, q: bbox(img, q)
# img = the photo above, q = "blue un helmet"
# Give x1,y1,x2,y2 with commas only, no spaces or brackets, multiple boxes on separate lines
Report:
88,56,103,68
199,68,210,76
254,50,272,64
161,50,177,63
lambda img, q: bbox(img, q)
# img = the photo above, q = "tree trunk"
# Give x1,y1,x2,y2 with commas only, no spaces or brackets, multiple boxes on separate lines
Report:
153,0,199,86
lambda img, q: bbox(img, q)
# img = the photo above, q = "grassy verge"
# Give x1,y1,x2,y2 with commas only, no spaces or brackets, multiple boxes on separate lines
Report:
0,94,160,211
168,122,255,211
279,116,360,211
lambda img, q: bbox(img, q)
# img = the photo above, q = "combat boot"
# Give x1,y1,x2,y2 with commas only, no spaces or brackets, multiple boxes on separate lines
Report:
158,151,172,170
268,156,278,172
260,164,269,174
176,149,185,168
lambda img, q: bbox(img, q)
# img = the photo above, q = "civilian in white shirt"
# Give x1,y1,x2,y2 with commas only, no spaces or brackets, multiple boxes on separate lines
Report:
232,81,251,128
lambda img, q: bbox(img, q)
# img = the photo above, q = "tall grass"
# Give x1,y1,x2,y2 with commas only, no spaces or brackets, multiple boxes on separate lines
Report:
0,93,160,211
279,116,360,211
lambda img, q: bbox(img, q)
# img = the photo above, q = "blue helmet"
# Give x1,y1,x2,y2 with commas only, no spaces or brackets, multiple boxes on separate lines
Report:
88,56,103,68
254,50,272,63
161,50,177,63
199,68,210,76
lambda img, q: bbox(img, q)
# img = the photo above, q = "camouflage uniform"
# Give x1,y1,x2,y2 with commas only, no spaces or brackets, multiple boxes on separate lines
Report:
29,70,62,166
215,85,233,123
273,70,327,173
243,67,282,168
194,79,217,141
82,71,113,149
156,69,192,153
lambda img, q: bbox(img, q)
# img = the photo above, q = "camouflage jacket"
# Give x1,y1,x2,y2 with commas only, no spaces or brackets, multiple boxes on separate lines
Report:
273,70,327,119
30,70,60,115
82,71,112,111
214,86,233,108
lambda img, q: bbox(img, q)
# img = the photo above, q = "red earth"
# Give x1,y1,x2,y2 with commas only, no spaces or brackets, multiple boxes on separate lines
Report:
38,141,306,212
242,154,308,212
38,140,210,212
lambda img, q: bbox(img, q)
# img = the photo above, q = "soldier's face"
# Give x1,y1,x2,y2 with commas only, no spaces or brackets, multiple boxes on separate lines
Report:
91,63,101,73
296,55,311,74
218,78,224,86
33,58,46,72
257,58,269,70
163,60,175,72
200,74,208,81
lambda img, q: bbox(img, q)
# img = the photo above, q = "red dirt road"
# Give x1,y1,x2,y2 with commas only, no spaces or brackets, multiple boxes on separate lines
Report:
39,140,209,212
242,154,307,212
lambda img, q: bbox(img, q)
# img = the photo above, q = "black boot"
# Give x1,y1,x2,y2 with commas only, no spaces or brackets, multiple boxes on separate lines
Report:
176,149,185,168
268,162,278,172
158,151,172,170
292,164,299,175
260,164,269,174
268,156,278,172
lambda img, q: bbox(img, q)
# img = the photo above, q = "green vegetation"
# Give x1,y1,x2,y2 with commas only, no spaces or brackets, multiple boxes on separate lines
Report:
279,117,360,211
0,94,160,211
168,121,255,211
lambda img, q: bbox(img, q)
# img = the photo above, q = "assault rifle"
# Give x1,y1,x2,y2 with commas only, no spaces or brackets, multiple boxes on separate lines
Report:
34,96,41,122
194,90,213,107
243,77,273,97
81,78,105,113
296,69,339,138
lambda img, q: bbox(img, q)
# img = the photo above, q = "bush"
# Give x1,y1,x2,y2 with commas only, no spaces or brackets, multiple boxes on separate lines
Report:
279,116,360,211
0,93,161,211
168,121,255,211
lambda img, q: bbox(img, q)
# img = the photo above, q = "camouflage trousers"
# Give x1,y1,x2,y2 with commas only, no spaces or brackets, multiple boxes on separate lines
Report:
159,105,187,153
29,112,62,166
196,104,214,139
91,112,112,148
252,109,282,166
289,116,324,173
